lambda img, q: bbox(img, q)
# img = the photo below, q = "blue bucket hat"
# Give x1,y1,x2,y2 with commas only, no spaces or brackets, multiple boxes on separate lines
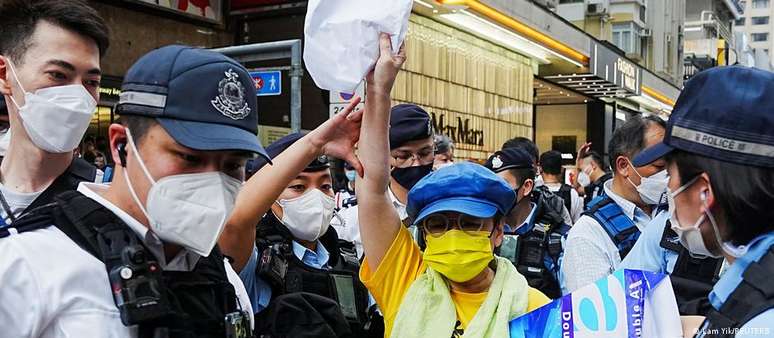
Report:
407,162,515,224
633,66,774,168
116,45,269,162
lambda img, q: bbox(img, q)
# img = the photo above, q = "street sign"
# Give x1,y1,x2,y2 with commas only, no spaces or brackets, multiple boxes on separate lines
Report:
250,71,282,96
329,81,365,117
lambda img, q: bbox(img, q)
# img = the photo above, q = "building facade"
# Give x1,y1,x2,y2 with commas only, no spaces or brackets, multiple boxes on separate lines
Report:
734,0,774,69
682,0,742,78
556,0,686,87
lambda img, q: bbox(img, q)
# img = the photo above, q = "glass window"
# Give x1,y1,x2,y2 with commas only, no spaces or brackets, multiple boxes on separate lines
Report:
752,32,769,41
752,16,770,25
736,18,746,26
612,22,640,54
752,0,769,9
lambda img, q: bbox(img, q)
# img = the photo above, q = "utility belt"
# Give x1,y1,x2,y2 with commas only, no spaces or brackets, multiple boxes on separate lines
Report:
256,239,373,334
11,191,251,338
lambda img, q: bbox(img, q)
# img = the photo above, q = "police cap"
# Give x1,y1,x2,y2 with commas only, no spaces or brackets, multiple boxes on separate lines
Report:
389,104,433,150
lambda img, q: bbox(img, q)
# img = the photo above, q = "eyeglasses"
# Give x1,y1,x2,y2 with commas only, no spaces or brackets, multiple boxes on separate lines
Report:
392,148,435,168
420,213,495,237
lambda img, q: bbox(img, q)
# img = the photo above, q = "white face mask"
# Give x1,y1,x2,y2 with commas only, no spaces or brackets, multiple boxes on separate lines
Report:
626,161,668,205
122,129,242,256
577,166,592,188
277,188,335,242
534,174,545,188
7,61,96,153
667,176,737,259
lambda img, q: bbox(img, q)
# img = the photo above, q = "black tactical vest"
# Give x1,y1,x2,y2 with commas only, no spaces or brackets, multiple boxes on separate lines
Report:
9,191,249,338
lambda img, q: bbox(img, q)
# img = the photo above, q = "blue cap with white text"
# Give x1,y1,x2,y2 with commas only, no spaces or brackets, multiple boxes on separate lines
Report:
633,66,774,168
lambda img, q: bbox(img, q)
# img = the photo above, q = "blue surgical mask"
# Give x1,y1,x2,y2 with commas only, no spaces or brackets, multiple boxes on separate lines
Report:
345,170,357,182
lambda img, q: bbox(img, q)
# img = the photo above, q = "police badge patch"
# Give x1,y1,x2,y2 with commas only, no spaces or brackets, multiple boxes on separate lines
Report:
211,69,251,120
492,156,503,169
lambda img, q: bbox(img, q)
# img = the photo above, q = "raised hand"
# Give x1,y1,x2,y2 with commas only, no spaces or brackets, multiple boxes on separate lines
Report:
366,33,407,93
576,142,592,166
307,96,365,176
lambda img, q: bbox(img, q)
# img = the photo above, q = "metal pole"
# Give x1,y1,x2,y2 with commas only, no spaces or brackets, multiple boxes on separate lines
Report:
289,41,303,133
213,39,303,133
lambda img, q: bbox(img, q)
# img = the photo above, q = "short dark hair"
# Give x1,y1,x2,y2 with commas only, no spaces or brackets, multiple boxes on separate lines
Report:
119,115,158,146
581,150,606,170
539,150,563,175
508,167,536,187
0,0,110,63
668,150,774,246
502,137,539,163
608,115,666,165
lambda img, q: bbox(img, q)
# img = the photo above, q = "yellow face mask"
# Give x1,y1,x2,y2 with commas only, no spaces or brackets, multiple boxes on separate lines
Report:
423,229,494,283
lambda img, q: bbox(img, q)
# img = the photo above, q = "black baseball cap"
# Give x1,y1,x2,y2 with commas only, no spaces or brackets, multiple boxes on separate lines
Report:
268,132,329,171
484,148,534,173
116,45,269,162
389,104,433,150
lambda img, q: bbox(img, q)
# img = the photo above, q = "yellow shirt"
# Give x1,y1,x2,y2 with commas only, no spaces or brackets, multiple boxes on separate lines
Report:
360,226,551,337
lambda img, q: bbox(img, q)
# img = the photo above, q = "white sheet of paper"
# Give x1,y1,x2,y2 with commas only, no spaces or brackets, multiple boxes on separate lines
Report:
303,0,413,93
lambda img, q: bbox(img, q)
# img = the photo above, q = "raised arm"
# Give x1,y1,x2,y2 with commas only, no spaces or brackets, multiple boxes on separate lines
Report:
220,98,364,272
357,33,406,270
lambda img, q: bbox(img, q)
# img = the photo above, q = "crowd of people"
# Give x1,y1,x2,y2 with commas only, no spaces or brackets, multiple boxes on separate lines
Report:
0,1,772,338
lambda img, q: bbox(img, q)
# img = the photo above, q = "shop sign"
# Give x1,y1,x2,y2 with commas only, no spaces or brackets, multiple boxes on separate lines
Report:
431,113,484,146
99,86,122,98
126,0,223,23
590,42,642,95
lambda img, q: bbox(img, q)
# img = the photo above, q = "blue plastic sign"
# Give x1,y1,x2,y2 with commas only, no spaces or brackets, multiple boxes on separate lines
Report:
250,71,282,96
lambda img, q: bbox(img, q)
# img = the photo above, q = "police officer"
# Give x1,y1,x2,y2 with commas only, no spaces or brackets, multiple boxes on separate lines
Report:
561,115,670,294
216,79,382,337
0,45,258,337
630,66,774,338
484,147,571,299
0,0,107,227
620,204,724,315
501,137,573,227
240,133,376,336
332,103,436,253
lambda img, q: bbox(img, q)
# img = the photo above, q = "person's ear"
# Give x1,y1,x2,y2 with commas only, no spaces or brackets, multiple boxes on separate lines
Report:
0,56,11,97
108,124,128,167
493,221,505,247
698,172,715,212
615,156,631,178
521,178,534,198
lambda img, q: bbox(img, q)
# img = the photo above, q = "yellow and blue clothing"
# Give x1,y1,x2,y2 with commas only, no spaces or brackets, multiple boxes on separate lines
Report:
360,226,550,337
696,233,774,337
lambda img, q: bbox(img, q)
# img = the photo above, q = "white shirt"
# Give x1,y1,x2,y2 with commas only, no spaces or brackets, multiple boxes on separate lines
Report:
331,204,363,257
544,182,584,224
0,182,44,226
0,182,252,338
560,180,660,294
